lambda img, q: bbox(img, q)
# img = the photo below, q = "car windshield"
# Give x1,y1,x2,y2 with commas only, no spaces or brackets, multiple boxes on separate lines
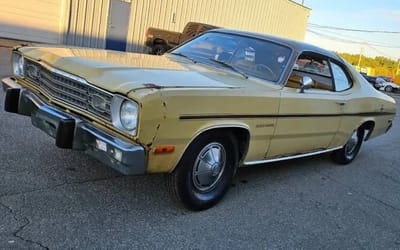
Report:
171,32,292,83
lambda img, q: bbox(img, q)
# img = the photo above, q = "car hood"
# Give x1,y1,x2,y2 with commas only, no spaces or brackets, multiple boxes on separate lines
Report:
18,46,241,95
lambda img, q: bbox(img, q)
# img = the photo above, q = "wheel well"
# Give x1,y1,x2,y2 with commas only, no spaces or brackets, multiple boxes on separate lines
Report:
192,127,250,163
153,39,166,45
359,120,375,141
230,127,250,163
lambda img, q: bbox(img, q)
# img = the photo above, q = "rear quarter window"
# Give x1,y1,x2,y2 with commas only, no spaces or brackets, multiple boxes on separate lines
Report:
330,62,352,91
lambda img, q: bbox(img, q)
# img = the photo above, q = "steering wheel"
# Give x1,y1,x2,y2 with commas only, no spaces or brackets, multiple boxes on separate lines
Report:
254,64,277,80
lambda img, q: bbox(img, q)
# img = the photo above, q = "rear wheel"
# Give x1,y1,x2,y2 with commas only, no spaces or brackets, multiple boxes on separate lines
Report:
331,129,364,164
168,132,238,210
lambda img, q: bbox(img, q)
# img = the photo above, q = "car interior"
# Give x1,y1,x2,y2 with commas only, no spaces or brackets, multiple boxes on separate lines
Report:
287,53,334,91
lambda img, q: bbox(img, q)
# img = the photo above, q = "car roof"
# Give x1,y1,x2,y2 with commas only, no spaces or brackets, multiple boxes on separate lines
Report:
211,29,345,63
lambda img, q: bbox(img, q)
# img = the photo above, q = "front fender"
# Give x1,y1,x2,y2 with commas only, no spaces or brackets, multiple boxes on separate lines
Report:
146,119,250,173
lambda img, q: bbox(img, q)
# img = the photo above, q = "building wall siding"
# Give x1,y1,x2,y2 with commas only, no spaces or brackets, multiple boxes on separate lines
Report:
65,0,110,48
0,0,64,43
0,0,309,51
126,0,310,52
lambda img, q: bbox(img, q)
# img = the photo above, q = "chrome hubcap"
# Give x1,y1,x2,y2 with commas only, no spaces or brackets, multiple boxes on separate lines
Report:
192,142,226,192
345,131,359,156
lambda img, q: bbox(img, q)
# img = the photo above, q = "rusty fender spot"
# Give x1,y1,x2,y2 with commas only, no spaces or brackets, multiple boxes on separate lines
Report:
148,123,161,148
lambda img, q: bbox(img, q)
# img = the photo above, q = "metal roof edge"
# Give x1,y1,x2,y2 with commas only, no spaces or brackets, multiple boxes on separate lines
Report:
287,0,312,11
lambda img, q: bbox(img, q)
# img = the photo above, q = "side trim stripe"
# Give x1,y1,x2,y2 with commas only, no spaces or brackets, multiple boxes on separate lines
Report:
180,112,395,120
243,147,342,166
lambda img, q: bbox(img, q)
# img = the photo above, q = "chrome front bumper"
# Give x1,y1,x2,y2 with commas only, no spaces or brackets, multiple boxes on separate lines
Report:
2,77,146,175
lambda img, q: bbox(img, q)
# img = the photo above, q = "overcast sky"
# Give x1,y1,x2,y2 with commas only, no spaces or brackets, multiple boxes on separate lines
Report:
300,0,400,60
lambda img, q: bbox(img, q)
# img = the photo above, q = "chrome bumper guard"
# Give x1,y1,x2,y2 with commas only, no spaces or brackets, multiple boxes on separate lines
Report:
2,77,146,175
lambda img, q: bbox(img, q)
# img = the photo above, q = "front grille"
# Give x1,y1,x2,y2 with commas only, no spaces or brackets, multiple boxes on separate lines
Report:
24,59,112,121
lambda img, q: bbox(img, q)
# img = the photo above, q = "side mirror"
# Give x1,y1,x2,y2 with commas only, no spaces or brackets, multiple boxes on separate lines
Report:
300,76,313,93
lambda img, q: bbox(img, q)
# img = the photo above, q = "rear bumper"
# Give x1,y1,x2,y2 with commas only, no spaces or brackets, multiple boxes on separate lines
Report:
2,77,146,175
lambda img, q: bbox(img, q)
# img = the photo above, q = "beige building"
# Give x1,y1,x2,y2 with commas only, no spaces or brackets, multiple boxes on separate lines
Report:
0,0,310,52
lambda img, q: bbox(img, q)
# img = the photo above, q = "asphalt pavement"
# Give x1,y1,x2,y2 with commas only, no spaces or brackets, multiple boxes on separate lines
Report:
0,41,399,249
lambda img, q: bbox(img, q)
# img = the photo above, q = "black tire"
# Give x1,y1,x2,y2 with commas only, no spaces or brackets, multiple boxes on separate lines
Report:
331,129,364,164
152,44,167,55
168,132,238,211
385,86,393,92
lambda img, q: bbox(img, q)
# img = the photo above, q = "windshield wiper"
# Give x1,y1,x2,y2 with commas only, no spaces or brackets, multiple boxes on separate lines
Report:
170,52,197,63
208,58,248,79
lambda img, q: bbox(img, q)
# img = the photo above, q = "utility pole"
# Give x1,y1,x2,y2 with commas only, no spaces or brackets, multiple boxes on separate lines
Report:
357,45,364,70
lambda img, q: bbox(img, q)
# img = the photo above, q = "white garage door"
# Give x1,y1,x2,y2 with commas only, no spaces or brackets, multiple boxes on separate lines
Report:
0,0,65,44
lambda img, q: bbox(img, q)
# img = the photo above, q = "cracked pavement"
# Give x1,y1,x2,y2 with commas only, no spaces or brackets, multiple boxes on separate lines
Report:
1,42,400,249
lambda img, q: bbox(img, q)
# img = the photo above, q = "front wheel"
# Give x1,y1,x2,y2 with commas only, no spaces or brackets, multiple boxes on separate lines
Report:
385,86,393,92
331,129,364,164
152,44,167,55
168,132,238,210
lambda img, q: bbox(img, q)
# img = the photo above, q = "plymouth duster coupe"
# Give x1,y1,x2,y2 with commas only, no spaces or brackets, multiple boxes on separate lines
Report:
2,29,396,210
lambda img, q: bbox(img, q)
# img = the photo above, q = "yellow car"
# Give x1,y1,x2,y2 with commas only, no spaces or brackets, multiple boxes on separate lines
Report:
2,30,396,210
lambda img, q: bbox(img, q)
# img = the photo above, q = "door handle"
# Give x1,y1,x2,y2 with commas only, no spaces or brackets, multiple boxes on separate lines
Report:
336,102,346,106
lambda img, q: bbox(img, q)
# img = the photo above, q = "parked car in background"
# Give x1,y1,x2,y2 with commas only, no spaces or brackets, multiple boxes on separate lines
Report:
379,80,400,92
360,72,378,88
377,75,394,83
360,73,386,89
374,77,386,89
145,22,219,55
2,29,396,210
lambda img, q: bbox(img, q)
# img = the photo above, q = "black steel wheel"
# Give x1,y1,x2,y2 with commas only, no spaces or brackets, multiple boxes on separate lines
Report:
168,132,238,210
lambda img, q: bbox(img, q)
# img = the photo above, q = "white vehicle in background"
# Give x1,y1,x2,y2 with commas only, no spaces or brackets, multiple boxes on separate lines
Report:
377,78,400,92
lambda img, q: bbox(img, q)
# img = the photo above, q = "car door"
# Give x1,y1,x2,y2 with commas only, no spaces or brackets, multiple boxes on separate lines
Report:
267,52,345,158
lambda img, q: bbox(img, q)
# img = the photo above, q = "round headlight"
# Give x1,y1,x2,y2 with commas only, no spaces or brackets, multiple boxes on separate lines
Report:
120,100,138,131
12,53,24,76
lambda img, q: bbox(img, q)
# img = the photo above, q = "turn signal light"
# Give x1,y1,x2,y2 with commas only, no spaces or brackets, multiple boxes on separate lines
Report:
153,145,175,154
